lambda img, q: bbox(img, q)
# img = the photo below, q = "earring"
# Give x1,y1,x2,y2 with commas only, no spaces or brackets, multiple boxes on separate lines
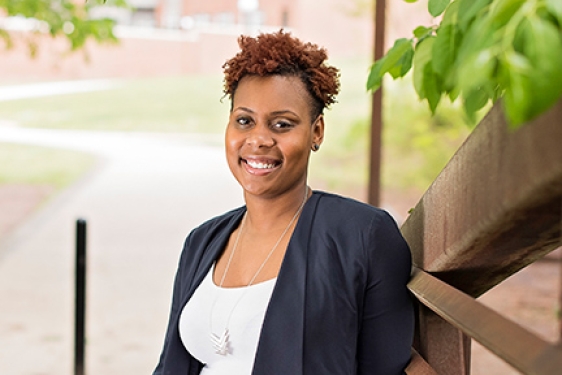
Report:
312,144,320,152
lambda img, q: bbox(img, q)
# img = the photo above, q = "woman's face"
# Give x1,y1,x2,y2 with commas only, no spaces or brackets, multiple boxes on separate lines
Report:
225,75,324,199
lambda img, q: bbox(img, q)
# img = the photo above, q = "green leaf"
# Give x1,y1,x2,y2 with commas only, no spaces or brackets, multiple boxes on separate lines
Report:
366,58,386,92
367,39,415,91
457,49,495,93
432,24,458,80
464,88,490,117
413,26,433,39
545,0,562,26
404,0,419,3
423,64,442,113
489,0,526,27
379,38,414,74
448,85,461,102
458,0,492,32
441,0,460,26
388,45,414,79
520,17,562,120
413,36,436,99
456,15,495,64
502,70,532,126
498,16,562,127
503,51,532,75
429,0,451,17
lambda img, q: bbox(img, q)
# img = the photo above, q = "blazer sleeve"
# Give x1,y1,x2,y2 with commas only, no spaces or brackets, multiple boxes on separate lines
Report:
152,234,201,375
152,234,187,375
356,211,414,375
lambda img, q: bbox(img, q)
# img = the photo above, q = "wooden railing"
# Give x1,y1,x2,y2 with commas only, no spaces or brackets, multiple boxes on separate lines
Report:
401,100,562,374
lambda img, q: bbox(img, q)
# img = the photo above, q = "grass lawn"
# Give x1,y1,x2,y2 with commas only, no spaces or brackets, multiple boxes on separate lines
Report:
0,57,472,212
0,142,95,240
0,74,230,133
0,143,95,188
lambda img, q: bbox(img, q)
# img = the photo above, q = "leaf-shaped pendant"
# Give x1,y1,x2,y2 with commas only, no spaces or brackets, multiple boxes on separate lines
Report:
210,328,230,355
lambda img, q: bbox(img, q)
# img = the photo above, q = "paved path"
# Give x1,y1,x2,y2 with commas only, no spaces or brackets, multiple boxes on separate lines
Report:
0,80,121,102
0,126,242,374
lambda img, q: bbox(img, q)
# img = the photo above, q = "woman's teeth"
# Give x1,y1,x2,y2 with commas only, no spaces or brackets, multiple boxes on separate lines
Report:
247,160,276,169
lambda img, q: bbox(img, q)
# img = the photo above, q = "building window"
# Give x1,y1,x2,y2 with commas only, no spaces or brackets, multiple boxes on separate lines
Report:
192,13,211,27
215,12,235,26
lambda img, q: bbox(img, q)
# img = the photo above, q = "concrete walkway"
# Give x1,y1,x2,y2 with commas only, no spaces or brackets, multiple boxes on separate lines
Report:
0,126,242,374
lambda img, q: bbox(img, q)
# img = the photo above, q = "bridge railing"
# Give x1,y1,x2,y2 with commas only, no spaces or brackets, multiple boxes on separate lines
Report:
400,100,562,375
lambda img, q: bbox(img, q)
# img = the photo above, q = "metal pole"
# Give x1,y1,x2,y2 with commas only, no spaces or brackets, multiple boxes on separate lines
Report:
368,0,386,207
75,219,87,375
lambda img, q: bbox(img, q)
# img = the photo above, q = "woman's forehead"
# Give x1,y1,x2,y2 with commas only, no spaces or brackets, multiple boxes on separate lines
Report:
233,75,313,114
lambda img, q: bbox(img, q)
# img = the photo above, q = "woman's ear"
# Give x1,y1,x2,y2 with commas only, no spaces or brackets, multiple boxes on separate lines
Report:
311,115,325,151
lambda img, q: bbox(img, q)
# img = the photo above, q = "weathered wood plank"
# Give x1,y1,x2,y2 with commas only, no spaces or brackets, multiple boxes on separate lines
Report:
405,348,439,375
402,100,562,296
414,303,471,375
408,269,562,375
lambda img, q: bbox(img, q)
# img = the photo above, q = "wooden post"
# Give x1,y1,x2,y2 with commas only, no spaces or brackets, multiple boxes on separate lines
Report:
368,0,386,207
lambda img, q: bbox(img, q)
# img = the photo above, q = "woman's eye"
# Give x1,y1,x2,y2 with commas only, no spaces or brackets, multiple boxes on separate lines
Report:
236,117,251,126
272,121,294,130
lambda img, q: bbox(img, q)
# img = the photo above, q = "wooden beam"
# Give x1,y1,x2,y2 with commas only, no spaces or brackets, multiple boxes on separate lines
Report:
402,100,562,296
409,269,562,375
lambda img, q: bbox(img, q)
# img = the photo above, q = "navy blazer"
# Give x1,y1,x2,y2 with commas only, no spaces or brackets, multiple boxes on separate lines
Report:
153,191,414,374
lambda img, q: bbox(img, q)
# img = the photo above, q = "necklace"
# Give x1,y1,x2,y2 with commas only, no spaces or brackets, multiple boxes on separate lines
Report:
210,186,309,355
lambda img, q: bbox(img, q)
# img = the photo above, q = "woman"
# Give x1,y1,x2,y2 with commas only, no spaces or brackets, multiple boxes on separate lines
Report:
153,31,414,375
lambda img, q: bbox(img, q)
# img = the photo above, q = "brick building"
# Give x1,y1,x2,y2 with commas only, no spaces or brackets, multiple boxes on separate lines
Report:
158,0,296,30
154,0,373,61
0,1,428,82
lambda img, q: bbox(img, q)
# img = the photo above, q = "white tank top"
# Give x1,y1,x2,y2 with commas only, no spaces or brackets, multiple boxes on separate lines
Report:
179,265,277,374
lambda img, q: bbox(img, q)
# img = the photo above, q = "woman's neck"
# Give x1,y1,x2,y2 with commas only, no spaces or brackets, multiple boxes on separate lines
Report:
243,184,310,233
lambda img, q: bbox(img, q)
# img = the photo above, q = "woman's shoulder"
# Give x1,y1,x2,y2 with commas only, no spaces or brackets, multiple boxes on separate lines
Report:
313,190,396,227
310,191,410,271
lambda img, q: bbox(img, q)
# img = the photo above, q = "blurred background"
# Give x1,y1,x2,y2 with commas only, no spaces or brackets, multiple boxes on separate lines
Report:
0,0,558,374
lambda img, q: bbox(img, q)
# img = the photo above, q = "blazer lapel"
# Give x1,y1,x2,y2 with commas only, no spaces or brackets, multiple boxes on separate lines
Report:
252,193,321,375
180,208,246,308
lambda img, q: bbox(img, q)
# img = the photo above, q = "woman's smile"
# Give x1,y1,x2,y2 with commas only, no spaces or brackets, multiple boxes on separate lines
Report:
241,156,282,175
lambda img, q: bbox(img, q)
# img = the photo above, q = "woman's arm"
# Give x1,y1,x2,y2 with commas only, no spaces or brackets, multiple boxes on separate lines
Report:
356,212,415,375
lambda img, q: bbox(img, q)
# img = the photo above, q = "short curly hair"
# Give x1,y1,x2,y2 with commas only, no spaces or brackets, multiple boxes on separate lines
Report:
222,30,340,120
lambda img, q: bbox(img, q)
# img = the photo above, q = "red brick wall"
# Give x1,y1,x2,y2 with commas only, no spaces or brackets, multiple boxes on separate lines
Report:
258,0,296,27
0,31,239,83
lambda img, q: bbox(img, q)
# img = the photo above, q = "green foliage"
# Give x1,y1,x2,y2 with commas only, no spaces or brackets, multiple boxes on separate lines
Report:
0,0,126,55
429,0,452,17
367,0,562,128
314,57,472,199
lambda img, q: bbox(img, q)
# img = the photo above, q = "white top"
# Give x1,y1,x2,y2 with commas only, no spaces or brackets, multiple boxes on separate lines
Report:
179,265,277,374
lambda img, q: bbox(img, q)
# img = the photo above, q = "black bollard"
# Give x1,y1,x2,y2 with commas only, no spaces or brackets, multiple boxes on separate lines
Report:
75,219,87,375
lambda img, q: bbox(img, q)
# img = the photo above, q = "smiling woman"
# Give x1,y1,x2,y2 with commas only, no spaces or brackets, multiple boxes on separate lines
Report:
153,31,414,375
225,75,322,199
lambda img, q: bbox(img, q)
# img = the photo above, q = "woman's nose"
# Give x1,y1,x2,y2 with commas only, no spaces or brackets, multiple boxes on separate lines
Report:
246,123,275,148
